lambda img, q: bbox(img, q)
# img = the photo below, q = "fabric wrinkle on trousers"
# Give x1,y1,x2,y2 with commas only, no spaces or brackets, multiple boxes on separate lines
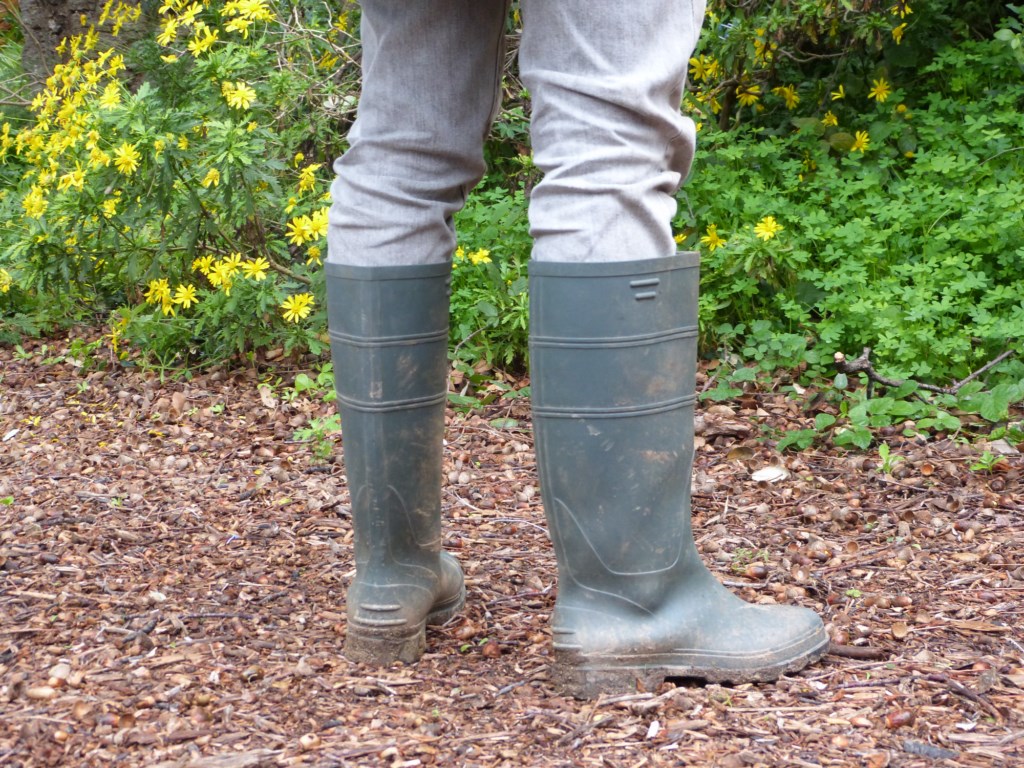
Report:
327,0,707,267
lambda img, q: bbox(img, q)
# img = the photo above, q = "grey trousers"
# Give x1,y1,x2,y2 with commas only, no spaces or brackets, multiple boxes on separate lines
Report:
327,0,707,267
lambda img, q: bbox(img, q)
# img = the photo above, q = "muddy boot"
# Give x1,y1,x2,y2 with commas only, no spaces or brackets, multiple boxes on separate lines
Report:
327,262,465,665
529,253,828,699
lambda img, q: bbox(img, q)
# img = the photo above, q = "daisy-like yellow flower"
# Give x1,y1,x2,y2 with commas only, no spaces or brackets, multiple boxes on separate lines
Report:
771,84,800,110
22,186,48,219
821,111,839,127
735,84,761,108
188,24,219,57
57,166,85,192
98,81,121,110
830,84,846,101
144,278,172,305
201,168,220,188
297,163,321,193
286,214,316,245
892,23,908,44
113,142,141,176
851,131,870,153
868,77,892,103
173,283,198,309
221,252,243,277
700,224,727,252
0,267,12,294
281,292,315,323
310,207,329,239
192,254,215,274
223,81,257,110
468,248,492,265
306,245,322,266
101,197,118,218
241,257,270,281
753,216,783,241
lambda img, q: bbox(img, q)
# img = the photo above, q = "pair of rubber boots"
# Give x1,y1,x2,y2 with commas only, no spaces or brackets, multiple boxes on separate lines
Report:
326,253,827,699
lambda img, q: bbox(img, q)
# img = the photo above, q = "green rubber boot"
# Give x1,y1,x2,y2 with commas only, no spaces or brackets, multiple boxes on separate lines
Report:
327,262,465,666
529,253,828,699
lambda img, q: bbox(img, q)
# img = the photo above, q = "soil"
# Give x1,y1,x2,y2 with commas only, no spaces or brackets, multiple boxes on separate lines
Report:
1,332,1022,767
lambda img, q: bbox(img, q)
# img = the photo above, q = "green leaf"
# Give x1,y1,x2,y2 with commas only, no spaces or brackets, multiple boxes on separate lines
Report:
815,413,837,430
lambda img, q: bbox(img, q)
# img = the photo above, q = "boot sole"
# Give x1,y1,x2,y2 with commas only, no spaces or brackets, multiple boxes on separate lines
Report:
552,634,830,699
344,586,466,666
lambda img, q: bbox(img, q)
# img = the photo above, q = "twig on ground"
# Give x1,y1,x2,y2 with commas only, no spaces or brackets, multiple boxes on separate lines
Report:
834,347,1017,396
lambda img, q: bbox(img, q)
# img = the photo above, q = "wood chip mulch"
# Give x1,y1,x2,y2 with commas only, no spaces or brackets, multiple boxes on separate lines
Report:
1,333,1022,767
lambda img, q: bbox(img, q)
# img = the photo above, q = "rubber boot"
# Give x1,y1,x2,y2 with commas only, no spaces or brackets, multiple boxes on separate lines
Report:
529,253,828,699
326,262,465,665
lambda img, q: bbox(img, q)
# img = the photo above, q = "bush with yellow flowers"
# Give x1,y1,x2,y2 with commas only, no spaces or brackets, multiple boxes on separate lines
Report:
0,0,360,364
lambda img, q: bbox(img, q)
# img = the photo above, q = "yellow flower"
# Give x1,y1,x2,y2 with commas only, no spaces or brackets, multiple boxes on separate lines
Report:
454,246,466,260
735,84,761,108
306,245,322,266
281,292,315,323
468,248,491,265
144,278,172,305
22,185,49,219
771,84,800,110
160,54,179,63
201,168,220,188
58,166,86,192
868,77,892,103
753,216,783,241
830,84,845,101
689,55,720,82
188,24,219,56
192,255,215,274
286,214,316,245
890,2,912,19
113,142,141,176
101,197,118,218
177,135,189,150
851,131,870,153
892,23,908,44
821,110,839,127
157,17,179,46
98,81,121,110
241,257,270,281
223,81,257,110
173,283,198,309
673,233,685,244
700,224,727,252
297,163,321,193
310,207,329,239
0,267,12,294
221,252,243,277
292,151,305,166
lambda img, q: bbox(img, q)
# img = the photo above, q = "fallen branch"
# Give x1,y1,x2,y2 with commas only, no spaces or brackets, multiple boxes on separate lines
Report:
834,347,1017,396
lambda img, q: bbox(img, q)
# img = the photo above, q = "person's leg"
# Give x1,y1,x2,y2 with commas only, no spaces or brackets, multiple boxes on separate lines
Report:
326,0,509,665
520,0,705,263
521,1,828,698
328,0,509,268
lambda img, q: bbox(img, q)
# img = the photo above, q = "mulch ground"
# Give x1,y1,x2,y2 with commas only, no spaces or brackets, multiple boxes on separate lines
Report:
1,332,1022,768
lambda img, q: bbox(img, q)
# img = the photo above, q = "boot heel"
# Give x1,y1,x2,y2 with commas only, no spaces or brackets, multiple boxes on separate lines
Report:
345,621,427,666
552,653,666,700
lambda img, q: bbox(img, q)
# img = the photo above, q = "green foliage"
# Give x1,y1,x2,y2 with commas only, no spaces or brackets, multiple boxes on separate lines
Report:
449,184,531,371
682,33,1024,389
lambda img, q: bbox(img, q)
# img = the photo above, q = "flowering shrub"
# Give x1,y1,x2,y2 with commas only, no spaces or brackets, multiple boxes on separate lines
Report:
0,0,359,362
0,0,1020,392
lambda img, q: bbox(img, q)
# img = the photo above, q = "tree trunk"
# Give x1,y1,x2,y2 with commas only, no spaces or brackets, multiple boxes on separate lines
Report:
19,0,101,87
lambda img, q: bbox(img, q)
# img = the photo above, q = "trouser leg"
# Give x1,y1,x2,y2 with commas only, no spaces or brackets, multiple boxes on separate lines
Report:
328,0,510,268
519,0,707,263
